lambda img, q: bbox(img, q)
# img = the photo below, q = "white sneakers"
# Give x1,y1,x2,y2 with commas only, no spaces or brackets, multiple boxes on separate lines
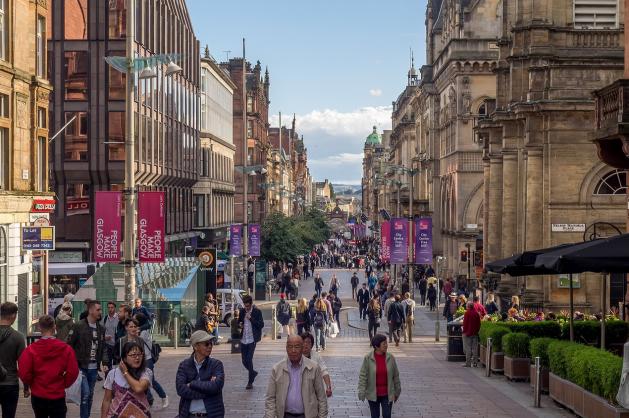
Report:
161,396,170,409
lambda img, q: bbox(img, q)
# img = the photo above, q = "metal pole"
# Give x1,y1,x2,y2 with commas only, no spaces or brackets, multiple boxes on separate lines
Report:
569,273,574,342
435,269,440,341
124,0,137,303
486,337,492,377
601,273,607,350
409,171,414,299
534,356,541,407
230,255,235,318
173,316,179,349
272,305,277,340
242,39,248,292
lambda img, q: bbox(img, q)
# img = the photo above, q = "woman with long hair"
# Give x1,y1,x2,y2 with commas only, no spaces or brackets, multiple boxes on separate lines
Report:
136,313,168,409
358,334,401,418
295,298,310,335
101,341,152,418
329,274,339,296
367,295,382,341
312,298,328,352
485,292,499,315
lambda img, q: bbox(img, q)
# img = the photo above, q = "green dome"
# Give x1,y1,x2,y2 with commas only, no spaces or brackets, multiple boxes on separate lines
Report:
365,126,380,146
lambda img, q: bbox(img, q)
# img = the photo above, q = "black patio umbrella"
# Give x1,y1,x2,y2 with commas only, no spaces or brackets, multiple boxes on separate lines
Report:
485,243,578,276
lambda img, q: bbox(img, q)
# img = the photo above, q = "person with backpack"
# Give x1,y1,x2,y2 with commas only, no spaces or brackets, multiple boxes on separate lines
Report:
387,295,406,347
368,273,378,297
351,272,360,299
402,293,415,343
329,274,340,296
418,276,428,306
136,313,168,410
367,295,382,341
427,283,437,311
328,293,343,332
314,273,324,298
312,299,328,352
276,294,292,338
0,302,27,418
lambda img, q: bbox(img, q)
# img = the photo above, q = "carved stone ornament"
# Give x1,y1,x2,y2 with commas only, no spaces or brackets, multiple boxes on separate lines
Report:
37,0,47,8
36,90,49,102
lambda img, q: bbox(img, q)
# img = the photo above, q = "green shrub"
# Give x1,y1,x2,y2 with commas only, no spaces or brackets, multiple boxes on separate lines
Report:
488,326,511,353
479,322,499,346
605,320,629,347
503,332,530,358
548,340,582,379
560,320,629,348
529,338,555,367
505,321,562,339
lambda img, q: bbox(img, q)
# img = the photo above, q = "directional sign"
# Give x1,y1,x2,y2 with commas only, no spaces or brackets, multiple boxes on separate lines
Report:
21,226,55,250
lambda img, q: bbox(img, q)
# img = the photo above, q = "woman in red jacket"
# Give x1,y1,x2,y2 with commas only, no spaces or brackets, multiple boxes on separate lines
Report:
18,315,79,418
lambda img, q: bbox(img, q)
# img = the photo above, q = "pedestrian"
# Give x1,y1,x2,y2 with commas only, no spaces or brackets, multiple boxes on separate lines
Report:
18,315,79,418
485,292,499,315
357,334,401,418
175,330,225,418
313,274,324,298
66,300,108,418
54,301,74,342
328,293,342,331
368,273,377,297
472,295,487,317
418,276,427,306
427,283,437,311
102,301,119,375
113,304,131,366
132,298,151,331
443,292,459,322
281,268,292,295
402,292,415,343
296,298,310,335
136,313,169,409
310,259,316,277
100,341,152,418
442,278,453,300
462,301,481,367
383,292,396,343
351,272,359,299
264,335,328,418
238,294,264,390
367,295,382,341
195,305,212,333
312,298,328,352
357,283,370,320
276,294,292,338
303,260,309,279
0,302,27,418
248,259,255,293
300,332,333,398
329,274,339,296
387,295,405,347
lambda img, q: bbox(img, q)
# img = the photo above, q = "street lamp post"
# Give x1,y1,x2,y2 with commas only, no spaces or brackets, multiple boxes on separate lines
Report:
465,242,472,297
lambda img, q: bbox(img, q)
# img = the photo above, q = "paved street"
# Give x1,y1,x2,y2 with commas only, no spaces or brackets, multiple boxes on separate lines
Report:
15,270,573,417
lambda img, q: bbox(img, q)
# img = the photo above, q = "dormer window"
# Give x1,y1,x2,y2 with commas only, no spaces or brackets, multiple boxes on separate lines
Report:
574,0,618,29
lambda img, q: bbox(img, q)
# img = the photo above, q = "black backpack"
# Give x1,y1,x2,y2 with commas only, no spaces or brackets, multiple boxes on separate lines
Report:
142,338,161,363
313,311,325,328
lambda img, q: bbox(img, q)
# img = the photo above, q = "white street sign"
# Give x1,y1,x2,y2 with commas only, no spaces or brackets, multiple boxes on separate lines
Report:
551,223,586,232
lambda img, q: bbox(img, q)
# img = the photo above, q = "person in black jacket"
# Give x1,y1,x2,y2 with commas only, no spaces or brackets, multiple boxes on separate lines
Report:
238,295,264,390
176,330,225,418
357,283,370,320
387,295,406,347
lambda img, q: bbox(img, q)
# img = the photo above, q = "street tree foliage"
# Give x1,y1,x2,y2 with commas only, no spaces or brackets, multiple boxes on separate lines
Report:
261,208,331,263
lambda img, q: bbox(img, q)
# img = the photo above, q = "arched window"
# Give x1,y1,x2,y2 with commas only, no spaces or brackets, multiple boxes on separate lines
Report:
594,169,628,195
0,226,6,302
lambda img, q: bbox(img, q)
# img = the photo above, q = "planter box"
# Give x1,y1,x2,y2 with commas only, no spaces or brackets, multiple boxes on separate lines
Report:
490,352,504,373
529,364,549,393
480,344,486,367
504,356,530,381
549,372,629,418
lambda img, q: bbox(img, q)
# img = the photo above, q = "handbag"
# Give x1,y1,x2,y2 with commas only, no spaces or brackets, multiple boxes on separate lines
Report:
65,372,83,405
329,321,339,337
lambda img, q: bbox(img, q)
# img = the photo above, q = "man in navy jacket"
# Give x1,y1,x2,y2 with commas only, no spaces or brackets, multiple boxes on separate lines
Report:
176,330,225,418
238,294,265,389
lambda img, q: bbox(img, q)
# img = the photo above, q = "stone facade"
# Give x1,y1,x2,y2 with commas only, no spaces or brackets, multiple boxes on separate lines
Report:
476,0,626,311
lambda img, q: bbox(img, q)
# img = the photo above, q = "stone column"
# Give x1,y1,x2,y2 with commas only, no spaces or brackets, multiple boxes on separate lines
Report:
486,155,503,265
525,148,544,290
501,152,518,258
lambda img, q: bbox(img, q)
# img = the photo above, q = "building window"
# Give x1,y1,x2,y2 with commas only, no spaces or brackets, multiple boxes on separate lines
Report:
64,0,88,40
594,169,628,195
194,194,205,227
64,51,89,100
37,107,46,128
574,0,618,29
108,0,126,39
66,183,90,216
0,93,8,118
36,16,45,77
108,51,125,100
64,112,88,161
247,96,254,113
247,147,254,165
247,120,253,138
37,137,46,191
0,128,6,190
108,111,125,161
0,226,6,302
0,0,7,61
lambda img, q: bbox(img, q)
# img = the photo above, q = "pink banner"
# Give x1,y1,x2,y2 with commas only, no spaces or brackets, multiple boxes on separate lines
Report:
93,192,122,262
380,221,390,262
138,191,165,263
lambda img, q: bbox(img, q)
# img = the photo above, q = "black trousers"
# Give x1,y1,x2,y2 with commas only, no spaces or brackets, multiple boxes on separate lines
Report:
31,395,67,418
0,385,19,418
359,303,368,319
241,342,257,384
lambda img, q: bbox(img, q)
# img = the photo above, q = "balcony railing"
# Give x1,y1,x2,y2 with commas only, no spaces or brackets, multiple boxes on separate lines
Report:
593,79,629,134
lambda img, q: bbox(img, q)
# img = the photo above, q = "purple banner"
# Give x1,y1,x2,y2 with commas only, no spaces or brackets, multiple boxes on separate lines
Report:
415,217,433,264
248,224,261,257
380,221,390,262
390,218,408,264
229,224,242,257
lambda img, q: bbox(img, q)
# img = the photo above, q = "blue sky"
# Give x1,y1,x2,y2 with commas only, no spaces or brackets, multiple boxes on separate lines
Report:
187,0,427,184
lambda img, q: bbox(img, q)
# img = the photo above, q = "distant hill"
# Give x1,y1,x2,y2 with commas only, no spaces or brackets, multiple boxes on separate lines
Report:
332,184,362,195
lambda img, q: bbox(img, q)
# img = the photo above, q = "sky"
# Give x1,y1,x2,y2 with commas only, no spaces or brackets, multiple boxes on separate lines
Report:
187,0,427,185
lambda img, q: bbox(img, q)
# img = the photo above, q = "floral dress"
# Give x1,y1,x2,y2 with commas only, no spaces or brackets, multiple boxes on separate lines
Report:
104,367,152,418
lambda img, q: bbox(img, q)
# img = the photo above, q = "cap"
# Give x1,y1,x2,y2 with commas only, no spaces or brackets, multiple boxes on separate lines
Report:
449,292,457,297
190,330,212,346
280,293,286,299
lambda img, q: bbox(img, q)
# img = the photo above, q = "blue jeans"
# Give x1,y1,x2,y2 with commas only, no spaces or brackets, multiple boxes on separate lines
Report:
314,326,325,350
368,395,392,418
146,358,167,399
80,368,98,418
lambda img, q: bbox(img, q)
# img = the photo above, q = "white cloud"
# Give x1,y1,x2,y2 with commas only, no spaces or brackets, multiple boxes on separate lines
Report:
369,89,383,97
309,152,365,166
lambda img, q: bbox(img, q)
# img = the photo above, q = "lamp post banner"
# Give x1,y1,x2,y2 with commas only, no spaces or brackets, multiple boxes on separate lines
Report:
230,224,242,257
137,191,165,263
415,217,433,264
248,223,261,257
93,191,122,262
380,221,391,262
390,218,408,264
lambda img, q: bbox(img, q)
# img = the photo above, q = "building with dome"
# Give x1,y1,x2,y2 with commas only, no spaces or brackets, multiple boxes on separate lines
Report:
362,126,385,225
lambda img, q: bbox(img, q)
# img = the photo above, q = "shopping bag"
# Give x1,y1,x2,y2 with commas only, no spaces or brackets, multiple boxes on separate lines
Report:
329,321,339,338
65,372,83,405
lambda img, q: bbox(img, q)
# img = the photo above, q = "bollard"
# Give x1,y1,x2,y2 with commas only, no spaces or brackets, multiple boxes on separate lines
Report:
534,356,541,407
486,337,492,377
173,316,179,350
272,305,277,340
435,321,440,342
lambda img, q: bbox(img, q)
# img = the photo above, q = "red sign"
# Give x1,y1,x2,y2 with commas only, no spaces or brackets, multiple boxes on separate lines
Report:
137,191,165,263
31,199,56,213
93,192,122,262
67,198,90,216
380,221,391,262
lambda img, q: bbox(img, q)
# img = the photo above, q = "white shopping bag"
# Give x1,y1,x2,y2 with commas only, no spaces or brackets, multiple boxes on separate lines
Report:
329,321,339,338
65,372,83,405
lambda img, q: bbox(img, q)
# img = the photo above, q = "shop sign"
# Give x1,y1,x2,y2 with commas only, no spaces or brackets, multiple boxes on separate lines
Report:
31,199,56,213
21,226,55,250
67,198,90,216
558,274,581,289
29,213,50,227
552,223,586,232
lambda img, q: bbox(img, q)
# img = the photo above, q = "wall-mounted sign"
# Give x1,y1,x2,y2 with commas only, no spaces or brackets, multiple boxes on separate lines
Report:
21,226,55,250
29,213,50,226
31,199,56,213
552,224,586,232
558,274,581,289
67,198,90,216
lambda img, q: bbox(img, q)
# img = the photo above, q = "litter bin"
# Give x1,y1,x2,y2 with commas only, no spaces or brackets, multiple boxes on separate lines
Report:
446,320,465,362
